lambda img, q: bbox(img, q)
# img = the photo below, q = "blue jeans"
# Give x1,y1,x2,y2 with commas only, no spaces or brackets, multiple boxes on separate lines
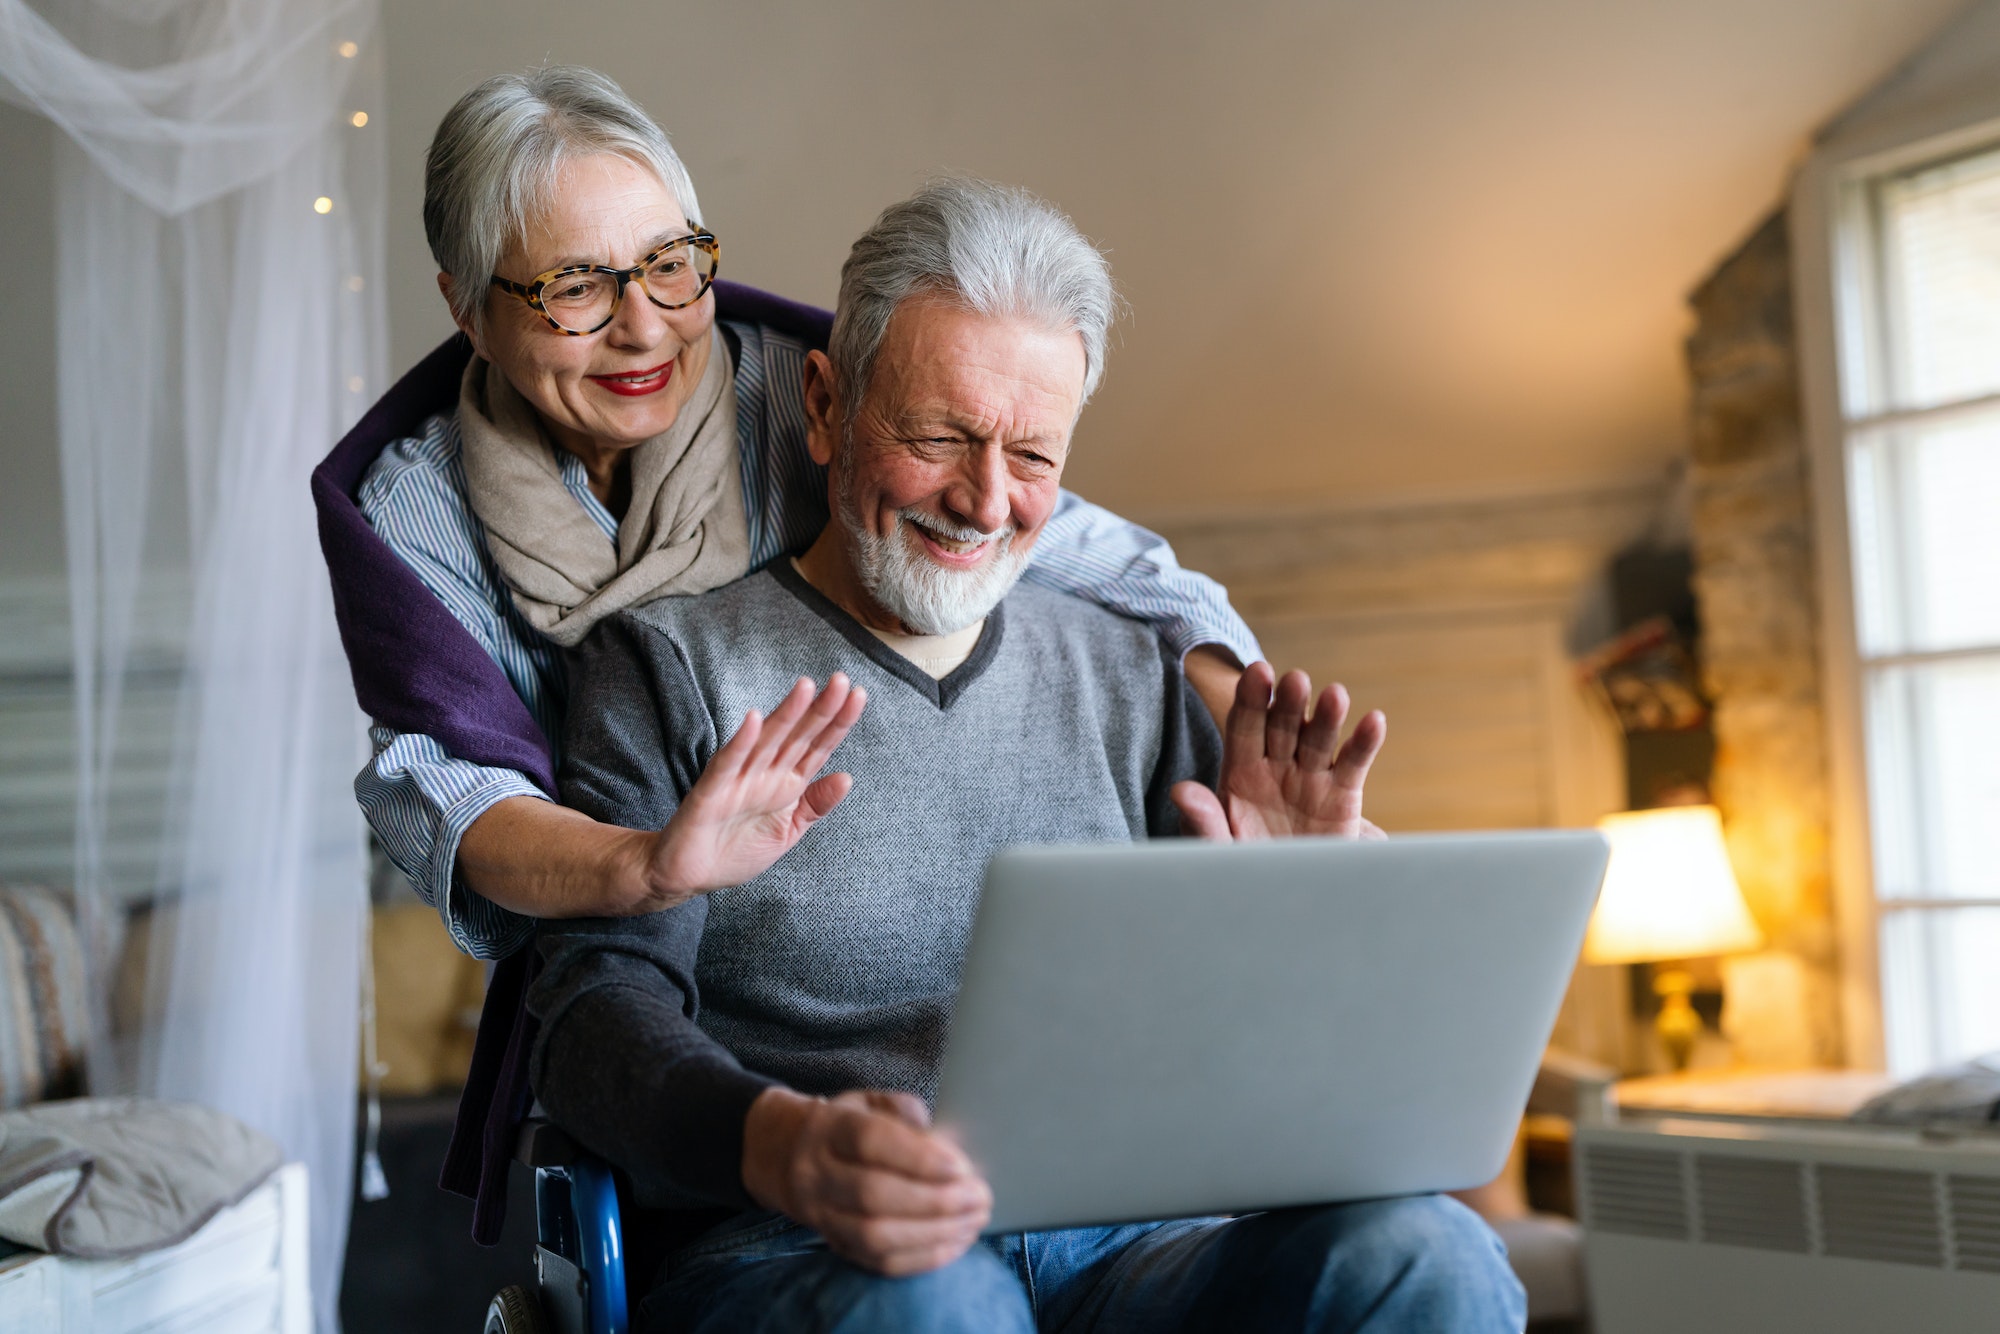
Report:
640,1196,1525,1333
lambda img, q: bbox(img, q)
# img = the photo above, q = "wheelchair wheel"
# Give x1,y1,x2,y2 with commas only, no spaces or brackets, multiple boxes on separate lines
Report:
484,1284,551,1334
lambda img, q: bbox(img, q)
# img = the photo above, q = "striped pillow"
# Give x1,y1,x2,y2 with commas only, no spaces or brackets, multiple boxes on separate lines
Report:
0,885,89,1109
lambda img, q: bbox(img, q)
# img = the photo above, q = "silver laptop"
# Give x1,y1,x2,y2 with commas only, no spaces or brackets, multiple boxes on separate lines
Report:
933,831,1609,1233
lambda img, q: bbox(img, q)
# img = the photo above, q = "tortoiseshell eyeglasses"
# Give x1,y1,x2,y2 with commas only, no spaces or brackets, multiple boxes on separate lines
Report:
490,231,720,335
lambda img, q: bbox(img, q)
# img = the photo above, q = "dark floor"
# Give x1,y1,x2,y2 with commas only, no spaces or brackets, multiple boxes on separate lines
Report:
340,1096,538,1334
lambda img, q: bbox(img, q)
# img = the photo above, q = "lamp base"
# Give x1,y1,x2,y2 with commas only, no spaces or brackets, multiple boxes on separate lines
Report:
1654,968,1702,1072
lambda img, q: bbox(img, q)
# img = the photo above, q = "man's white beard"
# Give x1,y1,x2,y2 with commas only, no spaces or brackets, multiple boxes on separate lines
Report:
841,497,1030,636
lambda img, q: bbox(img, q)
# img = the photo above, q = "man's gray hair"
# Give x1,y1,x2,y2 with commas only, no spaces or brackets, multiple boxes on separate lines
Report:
423,66,702,330
829,178,1116,414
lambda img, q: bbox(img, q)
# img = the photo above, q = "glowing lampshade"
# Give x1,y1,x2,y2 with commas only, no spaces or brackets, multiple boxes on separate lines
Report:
1583,806,1764,965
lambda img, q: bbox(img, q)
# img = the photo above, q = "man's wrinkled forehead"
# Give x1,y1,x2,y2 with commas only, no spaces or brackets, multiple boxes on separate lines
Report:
861,295,1087,439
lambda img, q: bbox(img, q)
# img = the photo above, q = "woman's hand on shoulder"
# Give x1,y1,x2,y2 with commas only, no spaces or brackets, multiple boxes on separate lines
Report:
635,674,867,909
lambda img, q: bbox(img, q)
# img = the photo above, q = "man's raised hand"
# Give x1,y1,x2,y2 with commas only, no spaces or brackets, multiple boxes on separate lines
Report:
641,675,867,905
1171,662,1387,841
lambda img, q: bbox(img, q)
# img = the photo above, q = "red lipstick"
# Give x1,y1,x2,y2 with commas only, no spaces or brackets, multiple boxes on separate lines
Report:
588,359,675,397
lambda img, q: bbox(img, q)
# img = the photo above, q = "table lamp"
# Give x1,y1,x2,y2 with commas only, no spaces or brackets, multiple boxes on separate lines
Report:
1583,805,1764,1071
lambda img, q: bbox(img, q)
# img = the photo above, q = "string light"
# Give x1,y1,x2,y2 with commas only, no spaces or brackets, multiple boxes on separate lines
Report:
347,275,365,292
348,376,366,394
337,41,359,58
313,196,334,215
350,111,369,128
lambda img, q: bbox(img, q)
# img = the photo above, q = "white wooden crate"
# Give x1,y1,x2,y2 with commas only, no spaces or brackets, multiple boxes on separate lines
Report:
0,1161,307,1333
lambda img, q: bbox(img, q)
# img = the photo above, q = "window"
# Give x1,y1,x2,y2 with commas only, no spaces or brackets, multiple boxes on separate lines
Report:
1834,142,2000,1074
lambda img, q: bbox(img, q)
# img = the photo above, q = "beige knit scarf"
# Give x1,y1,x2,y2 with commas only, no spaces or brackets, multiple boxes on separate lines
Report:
458,332,749,647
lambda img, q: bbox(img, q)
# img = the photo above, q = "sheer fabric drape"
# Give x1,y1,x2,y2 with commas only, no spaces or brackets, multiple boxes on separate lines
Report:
0,2,387,1328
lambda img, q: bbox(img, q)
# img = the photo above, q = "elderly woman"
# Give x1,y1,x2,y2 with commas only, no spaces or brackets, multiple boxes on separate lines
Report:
324,64,1263,963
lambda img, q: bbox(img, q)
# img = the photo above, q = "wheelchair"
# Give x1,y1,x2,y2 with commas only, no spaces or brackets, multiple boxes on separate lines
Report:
484,1120,630,1334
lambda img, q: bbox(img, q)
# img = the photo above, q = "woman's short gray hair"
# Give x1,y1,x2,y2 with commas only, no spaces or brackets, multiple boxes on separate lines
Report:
423,66,702,330
828,178,1117,415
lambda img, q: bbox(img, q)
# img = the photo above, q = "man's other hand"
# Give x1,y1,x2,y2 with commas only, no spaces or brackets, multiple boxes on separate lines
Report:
1172,661,1387,841
636,675,868,909
741,1086,992,1276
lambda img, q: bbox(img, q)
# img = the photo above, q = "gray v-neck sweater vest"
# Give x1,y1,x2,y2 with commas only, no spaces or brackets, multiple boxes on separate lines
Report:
528,562,1219,1210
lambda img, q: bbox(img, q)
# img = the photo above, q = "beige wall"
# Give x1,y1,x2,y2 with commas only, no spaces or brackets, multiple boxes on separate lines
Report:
0,3,1967,580
1822,0,2000,141
376,0,1958,523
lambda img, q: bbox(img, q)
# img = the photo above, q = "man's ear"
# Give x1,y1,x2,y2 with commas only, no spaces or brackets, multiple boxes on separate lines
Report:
437,272,485,358
801,350,842,468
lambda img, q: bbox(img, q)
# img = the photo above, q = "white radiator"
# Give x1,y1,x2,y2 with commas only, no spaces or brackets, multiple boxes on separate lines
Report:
1577,1118,2000,1332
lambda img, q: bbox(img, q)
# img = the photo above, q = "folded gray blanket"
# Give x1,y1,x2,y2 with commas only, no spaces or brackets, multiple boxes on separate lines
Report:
1851,1051,2000,1128
0,1097,281,1258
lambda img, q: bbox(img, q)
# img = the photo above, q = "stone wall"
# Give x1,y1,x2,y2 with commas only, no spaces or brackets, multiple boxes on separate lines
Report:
1684,212,1843,1067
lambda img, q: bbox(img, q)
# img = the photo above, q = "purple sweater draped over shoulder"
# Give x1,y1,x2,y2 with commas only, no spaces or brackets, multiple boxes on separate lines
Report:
312,281,834,1244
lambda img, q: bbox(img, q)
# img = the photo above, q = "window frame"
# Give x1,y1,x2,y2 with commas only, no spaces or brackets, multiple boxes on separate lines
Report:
1792,87,2000,1073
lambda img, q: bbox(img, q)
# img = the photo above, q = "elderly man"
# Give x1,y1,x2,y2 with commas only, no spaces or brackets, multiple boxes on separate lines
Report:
529,179,1524,1332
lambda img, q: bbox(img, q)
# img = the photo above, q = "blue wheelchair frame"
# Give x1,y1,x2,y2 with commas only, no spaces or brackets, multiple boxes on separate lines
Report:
517,1120,629,1334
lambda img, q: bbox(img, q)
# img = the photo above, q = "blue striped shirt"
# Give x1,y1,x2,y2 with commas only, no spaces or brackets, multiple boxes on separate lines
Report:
356,320,1261,958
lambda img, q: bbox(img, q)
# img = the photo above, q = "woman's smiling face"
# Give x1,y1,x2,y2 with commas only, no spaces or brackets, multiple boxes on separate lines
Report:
459,153,714,464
